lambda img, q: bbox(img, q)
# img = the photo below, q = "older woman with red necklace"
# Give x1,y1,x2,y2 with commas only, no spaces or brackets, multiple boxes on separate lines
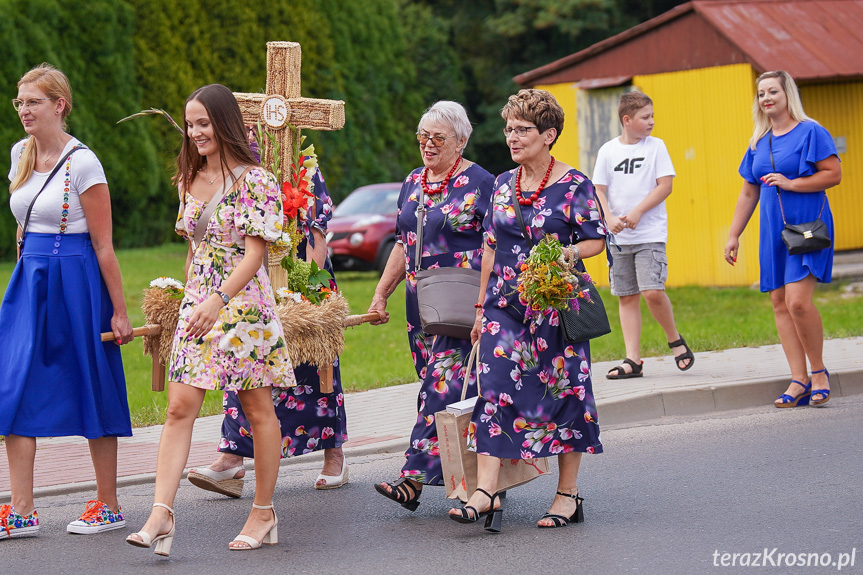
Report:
368,101,494,511
448,89,606,532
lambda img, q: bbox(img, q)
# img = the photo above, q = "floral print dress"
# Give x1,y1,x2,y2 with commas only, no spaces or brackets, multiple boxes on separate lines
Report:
169,167,296,391
396,162,494,484
218,169,349,458
469,169,604,459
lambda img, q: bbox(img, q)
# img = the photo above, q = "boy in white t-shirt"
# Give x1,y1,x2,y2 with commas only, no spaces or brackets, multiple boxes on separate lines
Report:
593,91,694,379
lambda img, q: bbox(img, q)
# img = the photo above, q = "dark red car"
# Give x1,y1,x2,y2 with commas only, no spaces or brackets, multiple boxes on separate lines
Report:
327,182,402,273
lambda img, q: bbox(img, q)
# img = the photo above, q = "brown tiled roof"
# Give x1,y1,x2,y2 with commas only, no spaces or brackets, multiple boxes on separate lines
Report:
515,0,863,85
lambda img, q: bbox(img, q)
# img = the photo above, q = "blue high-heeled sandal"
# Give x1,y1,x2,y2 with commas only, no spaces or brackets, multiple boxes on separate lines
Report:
774,379,811,408
810,368,831,407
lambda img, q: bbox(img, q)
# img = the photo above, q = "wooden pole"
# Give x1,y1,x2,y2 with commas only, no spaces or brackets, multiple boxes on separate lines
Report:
100,313,380,394
100,324,162,342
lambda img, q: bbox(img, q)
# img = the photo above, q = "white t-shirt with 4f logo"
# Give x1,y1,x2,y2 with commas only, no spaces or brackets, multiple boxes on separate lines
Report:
592,135,675,245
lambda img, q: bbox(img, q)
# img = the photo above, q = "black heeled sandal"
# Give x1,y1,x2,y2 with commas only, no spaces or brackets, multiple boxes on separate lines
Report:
448,488,503,533
538,491,584,528
374,478,421,512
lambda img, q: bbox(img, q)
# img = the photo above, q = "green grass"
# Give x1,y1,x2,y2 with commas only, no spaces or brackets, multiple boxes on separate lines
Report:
1,245,861,426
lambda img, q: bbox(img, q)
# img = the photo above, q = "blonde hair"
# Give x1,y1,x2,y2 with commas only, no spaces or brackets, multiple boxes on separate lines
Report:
10,63,74,193
500,89,565,149
749,70,813,150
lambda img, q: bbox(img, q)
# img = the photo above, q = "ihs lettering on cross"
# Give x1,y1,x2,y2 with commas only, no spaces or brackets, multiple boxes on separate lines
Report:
234,41,345,179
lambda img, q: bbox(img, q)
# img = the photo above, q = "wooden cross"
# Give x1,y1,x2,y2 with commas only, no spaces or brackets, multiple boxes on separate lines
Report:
233,42,345,393
234,41,345,179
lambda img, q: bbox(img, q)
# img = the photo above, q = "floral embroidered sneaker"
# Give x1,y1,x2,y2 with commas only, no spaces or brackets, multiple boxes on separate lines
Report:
0,504,40,539
66,500,126,535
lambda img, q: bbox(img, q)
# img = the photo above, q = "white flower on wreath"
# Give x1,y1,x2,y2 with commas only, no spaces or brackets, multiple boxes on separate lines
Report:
275,287,303,304
149,277,184,290
219,327,255,358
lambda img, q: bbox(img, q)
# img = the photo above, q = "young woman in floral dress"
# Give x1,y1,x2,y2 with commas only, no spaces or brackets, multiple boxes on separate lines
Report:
188,166,351,494
369,101,493,510
126,84,295,556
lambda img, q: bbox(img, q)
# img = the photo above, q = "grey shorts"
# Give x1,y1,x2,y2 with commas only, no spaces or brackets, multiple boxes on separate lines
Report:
609,242,668,296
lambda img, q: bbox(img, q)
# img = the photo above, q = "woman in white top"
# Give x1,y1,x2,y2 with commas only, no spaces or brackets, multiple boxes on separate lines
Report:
0,63,133,540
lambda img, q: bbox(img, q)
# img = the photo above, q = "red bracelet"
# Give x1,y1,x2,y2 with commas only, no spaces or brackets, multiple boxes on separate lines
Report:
474,303,483,309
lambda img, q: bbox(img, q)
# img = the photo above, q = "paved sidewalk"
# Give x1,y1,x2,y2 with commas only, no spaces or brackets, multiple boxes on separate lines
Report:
2,337,862,501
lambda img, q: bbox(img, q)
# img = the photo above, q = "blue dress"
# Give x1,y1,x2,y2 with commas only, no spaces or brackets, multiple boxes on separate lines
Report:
738,122,839,292
469,169,604,459
396,162,493,484
218,168,348,458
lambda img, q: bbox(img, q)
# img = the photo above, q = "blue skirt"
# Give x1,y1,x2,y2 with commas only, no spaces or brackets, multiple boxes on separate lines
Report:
0,233,131,438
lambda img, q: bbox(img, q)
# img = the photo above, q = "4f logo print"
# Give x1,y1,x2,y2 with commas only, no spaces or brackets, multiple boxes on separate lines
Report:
614,157,645,174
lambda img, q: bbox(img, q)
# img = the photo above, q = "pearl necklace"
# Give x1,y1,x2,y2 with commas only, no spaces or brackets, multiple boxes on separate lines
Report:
421,155,462,199
515,156,555,206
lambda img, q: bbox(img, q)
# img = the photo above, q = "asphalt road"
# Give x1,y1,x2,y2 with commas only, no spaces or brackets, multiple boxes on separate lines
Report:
3,396,862,575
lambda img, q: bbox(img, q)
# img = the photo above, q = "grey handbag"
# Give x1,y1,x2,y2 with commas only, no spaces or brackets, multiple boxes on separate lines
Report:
414,181,481,340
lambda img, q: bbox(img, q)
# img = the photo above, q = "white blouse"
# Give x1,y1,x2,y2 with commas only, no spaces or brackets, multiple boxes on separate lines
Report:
8,137,107,235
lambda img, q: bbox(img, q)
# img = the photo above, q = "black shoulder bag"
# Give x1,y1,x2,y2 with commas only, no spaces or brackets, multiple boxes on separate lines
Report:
511,188,611,343
17,145,86,248
769,134,831,255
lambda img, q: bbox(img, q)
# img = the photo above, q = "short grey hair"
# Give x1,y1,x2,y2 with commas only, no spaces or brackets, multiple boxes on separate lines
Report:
417,100,472,150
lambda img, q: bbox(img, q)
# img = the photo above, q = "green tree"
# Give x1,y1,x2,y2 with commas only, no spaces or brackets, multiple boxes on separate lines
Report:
0,0,164,260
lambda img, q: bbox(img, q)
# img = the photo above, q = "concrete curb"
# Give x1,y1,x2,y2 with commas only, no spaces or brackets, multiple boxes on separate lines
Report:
599,369,863,427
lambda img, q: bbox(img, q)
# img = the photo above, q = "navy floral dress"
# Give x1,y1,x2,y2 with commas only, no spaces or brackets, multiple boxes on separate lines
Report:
219,168,348,458
469,169,604,459
396,163,494,484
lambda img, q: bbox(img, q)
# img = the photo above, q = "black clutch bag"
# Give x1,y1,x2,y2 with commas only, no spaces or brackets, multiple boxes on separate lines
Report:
781,220,831,255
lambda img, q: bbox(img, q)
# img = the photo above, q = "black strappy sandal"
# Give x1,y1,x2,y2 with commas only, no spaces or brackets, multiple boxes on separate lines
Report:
668,336,695,371
374,478,422,511
607,358,643,379
538,491,584,528
448,488,503,533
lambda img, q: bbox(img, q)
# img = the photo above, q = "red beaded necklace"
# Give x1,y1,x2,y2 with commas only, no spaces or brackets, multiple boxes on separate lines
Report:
421,154,462,199
515,156,555,206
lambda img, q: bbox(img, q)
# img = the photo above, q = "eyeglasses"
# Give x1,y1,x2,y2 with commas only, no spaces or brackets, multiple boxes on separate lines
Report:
12,98,48,112
416,132,450,147
503,126,538,137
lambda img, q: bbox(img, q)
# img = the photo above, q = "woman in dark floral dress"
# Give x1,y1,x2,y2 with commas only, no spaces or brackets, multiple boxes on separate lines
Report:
369,101,493,510
447,89,605,532
187,167,350,496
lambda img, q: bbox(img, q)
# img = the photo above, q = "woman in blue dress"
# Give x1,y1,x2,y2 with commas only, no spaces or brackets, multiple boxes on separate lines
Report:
725,70,841,408
368,101,493,510
448,89,605,532
1,64,134,539
187,167,350,495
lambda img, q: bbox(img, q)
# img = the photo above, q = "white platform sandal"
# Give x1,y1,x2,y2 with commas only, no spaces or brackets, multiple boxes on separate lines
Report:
228,503,278,550
126,503,175,557
187,465,245,498
315,458,349,490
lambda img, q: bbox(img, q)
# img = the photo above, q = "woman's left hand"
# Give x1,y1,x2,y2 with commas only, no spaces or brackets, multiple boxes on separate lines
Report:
111,314,134,346
761,172,792,190
186,295,223,339
470,310,483,345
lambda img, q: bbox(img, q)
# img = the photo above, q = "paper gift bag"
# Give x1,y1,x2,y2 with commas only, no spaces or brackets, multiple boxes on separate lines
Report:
436,343,551,502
